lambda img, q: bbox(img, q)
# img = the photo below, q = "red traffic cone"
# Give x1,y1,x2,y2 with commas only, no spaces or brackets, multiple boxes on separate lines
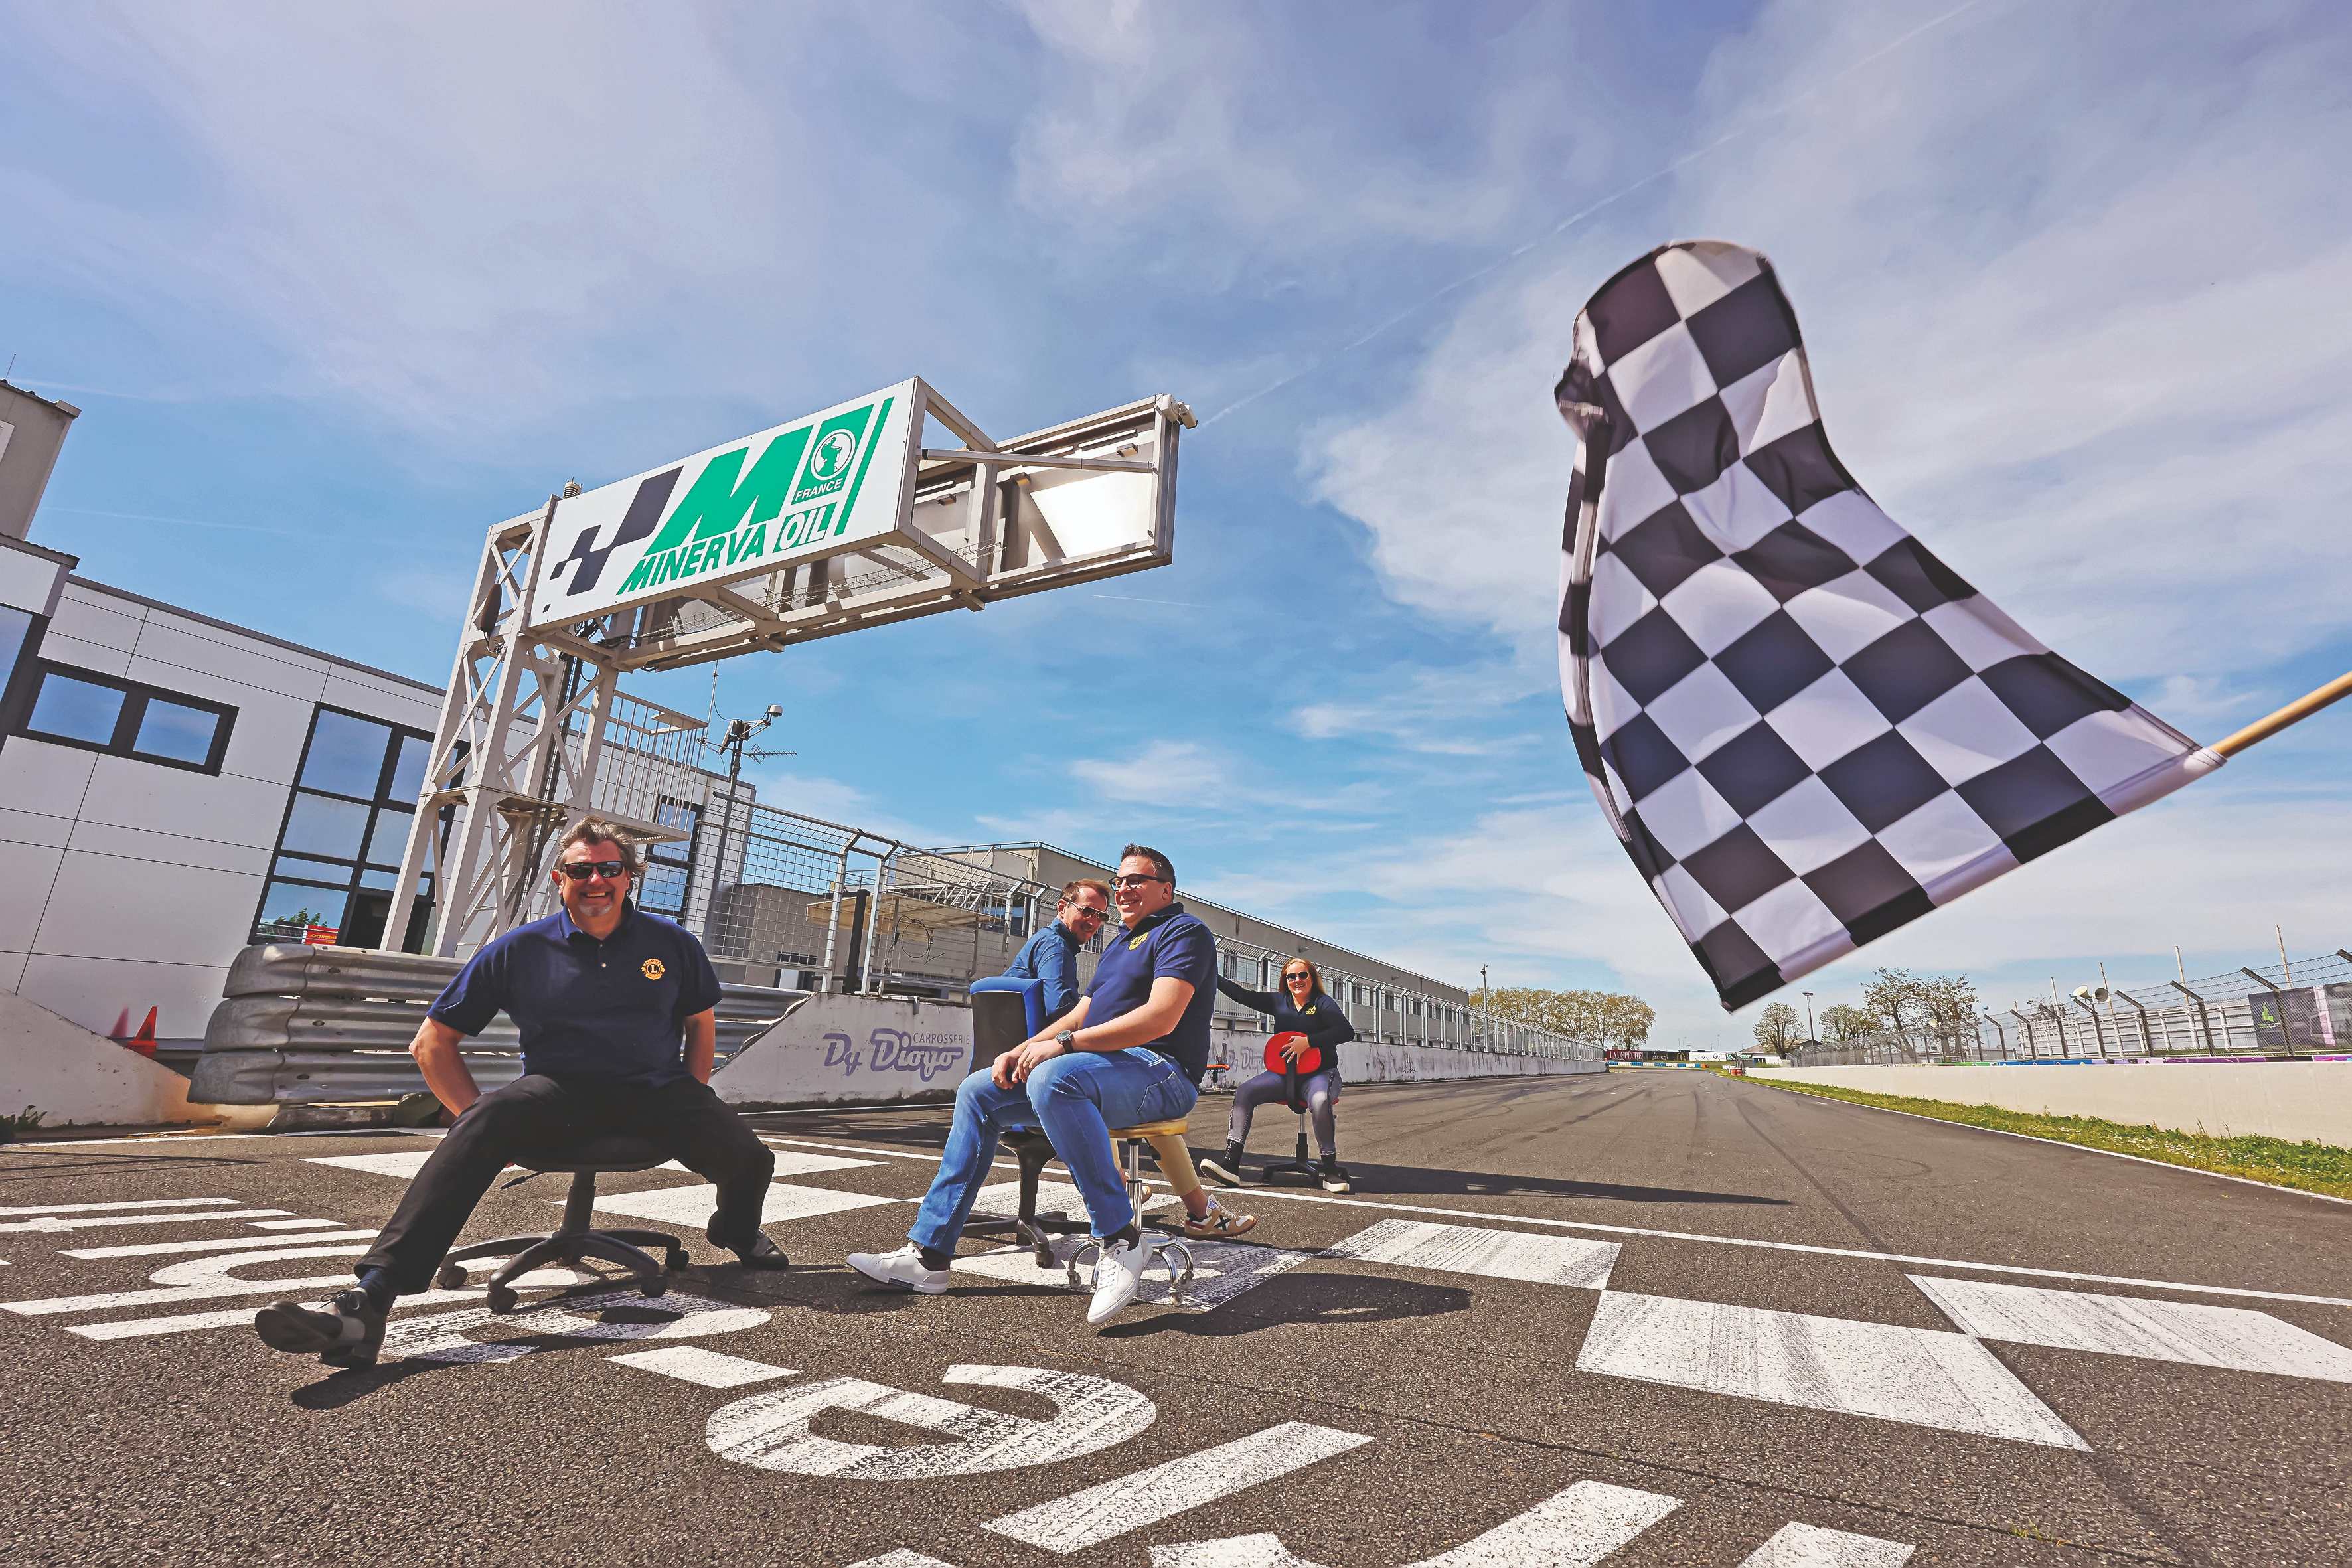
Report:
110,1008,131,1040
125,1008,158,1058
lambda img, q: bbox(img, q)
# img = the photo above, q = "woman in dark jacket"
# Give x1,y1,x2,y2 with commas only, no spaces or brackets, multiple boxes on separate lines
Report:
1200,957,1356,1192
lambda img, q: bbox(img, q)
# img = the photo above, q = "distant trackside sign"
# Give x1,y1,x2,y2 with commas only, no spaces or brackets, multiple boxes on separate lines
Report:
528,380,917,629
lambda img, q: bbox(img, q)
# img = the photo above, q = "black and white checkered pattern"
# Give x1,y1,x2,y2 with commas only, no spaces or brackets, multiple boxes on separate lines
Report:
1556,242,2220,1011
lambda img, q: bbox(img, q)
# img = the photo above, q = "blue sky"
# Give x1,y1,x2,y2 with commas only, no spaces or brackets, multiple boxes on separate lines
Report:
7,0,2349,1049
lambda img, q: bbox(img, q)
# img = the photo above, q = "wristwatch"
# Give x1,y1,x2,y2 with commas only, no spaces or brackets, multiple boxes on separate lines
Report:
1055,1029,1077,1050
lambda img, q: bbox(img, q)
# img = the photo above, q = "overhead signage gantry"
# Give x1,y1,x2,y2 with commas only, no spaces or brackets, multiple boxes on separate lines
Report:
383,381,1192,958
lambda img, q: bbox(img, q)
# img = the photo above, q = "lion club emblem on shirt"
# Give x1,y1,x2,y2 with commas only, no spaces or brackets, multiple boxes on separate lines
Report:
641,958,666,980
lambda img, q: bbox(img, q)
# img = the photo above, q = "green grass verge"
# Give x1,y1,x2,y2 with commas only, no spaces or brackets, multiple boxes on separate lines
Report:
1739,1075,2352,1200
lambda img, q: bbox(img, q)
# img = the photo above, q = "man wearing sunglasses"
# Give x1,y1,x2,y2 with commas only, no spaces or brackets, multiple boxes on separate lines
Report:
253,819,782,1367
1003,878,1113,1018
850,843,1218,1324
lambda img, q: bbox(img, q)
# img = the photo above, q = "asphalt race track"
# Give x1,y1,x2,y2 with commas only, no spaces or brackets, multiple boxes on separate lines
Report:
4,1071,2349,1567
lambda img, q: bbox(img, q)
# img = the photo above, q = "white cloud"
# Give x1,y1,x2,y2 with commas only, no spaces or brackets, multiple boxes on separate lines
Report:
1070,740,1235,806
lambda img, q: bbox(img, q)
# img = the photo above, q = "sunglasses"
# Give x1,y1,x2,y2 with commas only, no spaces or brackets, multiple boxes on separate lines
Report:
1285,972,1313,983
556,860,630,882
1110,874,1166,891
1065,903,1109,920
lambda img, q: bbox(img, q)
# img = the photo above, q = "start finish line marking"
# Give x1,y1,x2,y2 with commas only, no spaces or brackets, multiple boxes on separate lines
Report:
749,1135,2352,1310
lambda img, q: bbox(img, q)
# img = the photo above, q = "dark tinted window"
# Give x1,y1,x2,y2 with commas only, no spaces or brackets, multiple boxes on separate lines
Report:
27,674,125,745
134,699,222,765
300,708,392,797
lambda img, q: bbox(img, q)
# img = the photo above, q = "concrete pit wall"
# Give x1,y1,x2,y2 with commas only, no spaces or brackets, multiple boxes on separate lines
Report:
1751,1061,2352,1148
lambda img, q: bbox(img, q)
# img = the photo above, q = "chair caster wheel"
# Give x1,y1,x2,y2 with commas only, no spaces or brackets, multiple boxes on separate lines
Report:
665,1248,690,1272
485,1284,518,1315
435,1264,467,1291
639,1276,667,1298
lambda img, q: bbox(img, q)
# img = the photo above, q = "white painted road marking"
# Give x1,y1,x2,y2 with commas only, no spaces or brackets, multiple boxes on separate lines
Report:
757,1132,2352,1310
0,1209,291,1233
63,1229,379,1259
982,1421,1373,1554
374,1289,771,1365
1575,1291,2089,1450
848,1554,959,1568
1320,1218,1620,1289
305,1150,440,1179
1413,1480,1681,1566
1911,1275,2352,1383
3,1243,374,1315
710,1364,1156,1480
588,1180,900,1227
951,1240,1316,1313
0,1198,244,1217
973,1178,1177,1220
609,1346,797,1387
1737,1521,1916,1566
248,1217,343,1231
60,1278,582,1340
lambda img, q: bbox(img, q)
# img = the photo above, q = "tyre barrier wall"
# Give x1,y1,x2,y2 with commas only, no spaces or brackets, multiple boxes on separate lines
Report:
1338,1040,1605,1083
192,944,803,1105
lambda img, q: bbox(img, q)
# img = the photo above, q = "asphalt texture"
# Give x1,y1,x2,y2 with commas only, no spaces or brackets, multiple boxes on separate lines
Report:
3,1069,2349,1567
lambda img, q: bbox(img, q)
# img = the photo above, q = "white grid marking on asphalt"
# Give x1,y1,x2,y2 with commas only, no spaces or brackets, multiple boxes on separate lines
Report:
305,1151,439,1179
1737,1521,1916,1566
1413,1480,1681,1566
1575,1291,2089,1450
587,1180,900,1227
950,1240,1315,1313
751,1133,2352,1310
1911,1275,2352,1383
984,1422,1373,1554
248,1217,343,1231
60,1278,582,1340
0,1198,243,1217
1320,1218,1620,1289
973,1178,1177,1218
607,1346,797,1387
63,1229,378,1259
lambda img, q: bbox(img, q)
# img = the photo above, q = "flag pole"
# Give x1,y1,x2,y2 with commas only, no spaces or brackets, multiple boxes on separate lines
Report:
2211,670,2352,758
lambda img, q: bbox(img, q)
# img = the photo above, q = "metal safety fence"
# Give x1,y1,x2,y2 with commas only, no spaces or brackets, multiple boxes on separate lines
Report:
1790,943,2352,1064
679,803,1601,1068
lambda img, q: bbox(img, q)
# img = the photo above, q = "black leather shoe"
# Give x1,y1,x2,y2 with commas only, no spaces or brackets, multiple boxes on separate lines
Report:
1198,1144,1246,1188
710,1219,789,1270
254,1287,388,1366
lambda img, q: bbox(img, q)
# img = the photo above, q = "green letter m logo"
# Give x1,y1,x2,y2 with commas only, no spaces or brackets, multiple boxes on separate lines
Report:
641,426,815,556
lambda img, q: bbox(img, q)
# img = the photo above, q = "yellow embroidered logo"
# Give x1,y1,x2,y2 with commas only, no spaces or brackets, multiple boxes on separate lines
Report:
641,958,666,980
1127,934,1146,951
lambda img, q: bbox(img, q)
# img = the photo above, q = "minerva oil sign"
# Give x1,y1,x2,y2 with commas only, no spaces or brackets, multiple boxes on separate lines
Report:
528,380,918,628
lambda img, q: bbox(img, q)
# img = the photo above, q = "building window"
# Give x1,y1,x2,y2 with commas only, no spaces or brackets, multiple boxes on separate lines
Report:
15,662,236,773
256,706,436,949
639,796,699,918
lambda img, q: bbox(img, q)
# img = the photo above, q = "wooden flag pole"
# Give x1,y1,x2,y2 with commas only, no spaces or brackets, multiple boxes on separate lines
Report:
2211,669,2352,758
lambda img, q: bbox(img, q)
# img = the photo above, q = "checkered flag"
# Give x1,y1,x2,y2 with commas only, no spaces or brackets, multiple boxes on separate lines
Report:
1556,241,2221,1011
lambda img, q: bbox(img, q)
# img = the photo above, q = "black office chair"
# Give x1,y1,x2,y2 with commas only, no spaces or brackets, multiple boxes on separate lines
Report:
434,1130,690,1314
959,979,1091,1268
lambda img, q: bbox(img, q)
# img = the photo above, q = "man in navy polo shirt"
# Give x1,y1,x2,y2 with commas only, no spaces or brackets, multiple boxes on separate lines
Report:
254,819,781,1366
849,842,1215,1325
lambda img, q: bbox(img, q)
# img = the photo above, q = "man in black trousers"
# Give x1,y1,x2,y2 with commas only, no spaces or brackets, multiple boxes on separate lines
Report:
254,819,782,1366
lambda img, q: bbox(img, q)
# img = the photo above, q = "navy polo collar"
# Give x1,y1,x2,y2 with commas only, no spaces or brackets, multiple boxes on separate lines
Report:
1115,901,1185,943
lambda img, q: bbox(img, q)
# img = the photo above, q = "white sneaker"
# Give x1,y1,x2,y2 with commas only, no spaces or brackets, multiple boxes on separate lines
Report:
847,1243,951,1295
1087,1233,1152,1325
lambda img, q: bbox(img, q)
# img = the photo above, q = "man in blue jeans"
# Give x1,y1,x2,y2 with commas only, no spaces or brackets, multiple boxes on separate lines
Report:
848,843,1216,1324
